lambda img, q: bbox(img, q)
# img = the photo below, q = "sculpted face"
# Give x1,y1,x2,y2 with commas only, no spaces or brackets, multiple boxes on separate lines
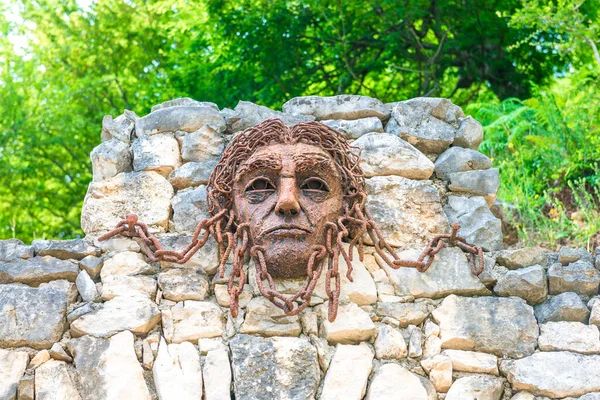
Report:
232,143,344,279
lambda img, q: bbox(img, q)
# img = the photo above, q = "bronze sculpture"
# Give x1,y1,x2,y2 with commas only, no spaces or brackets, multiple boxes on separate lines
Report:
100,119,483,321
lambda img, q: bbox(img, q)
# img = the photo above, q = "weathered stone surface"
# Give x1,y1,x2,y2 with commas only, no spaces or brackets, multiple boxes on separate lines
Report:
181,125,224,163
381,247,490,298
132,133,181,177
101,113,136,143
163,301,225,343
510,392,536,400
548,261,600,296
76,270,98,302
443,195,503,251
421,354,452,393
538,321,600,354
172,186,211,233
493,265,548,304
228,100,315,132
29,350,50,369
68,330,151,400
322,117,383,139
100,251,156,280
423,335,442,359
240,297,301,337
445,375,504,400
81,171,173,235
158,267,209,301
96,237,140,253
49,343,72,362
0,256,78,286
0,281,71,349
321,302,376,344
559,246,593,265
322,343,374,400
443,349,499,375
17,372,34,400
366,363,437,400
374,324,407,359
168,159,218,190
432,295,539,357
0,349,28,400
434,147,492,181
375,302,429,327
35,360,82,400
408,324,423,358
535,292,590,324
448,168,500,197
352,132,434,179
70,296,161,338
230,334,319,400
0,239,33,261
136,105,226,136
153,338,203,400
91,139,132,182
592,300,600,328
453,116,484,149
151,97,218,113
365,176,449,249
157,235,220,275
34,239,100,260
283,95,390,121
100,275,157,300
501,351,600,398
203,349,232,400
496,247,548,269
214,284,253,307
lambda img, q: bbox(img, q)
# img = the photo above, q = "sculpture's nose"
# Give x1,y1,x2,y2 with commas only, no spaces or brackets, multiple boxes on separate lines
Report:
275,177,300,217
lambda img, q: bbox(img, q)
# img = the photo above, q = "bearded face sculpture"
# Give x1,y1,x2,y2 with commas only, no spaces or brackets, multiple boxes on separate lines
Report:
100,119,483,321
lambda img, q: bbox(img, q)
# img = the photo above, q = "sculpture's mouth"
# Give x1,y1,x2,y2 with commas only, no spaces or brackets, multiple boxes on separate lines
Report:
262,225,312,237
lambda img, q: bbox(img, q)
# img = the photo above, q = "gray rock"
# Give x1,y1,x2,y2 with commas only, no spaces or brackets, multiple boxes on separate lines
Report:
151,97,218,112
374,324,408,359
434,146,492,181
538,321,600,354
33,239,100,260
559,246,594,265
228,100,315,133
240,297,301,337
443,195,503,251
445,374,504,400
78,256,104,279
453,116,484,149
534,292,590,324
101,113,135,143
157,235,220,275
352,132,434,179
501,351,600,398
448,168,500,197
67,302,101,324
495,247,548,269
375,302,429,327
181,126,225,163
494,265,548,304
282,95,390,121
168,159,219,190
132,133,181,177
592,300,600,328
0,256,78,286
548,261,600,296
158,267,210,301
0,349,29,400
321,117,383,139
76,270,99,302
163,301,225,343
432,294,539,357
90,139,132,182
408,325,423,358
0,281,71,349
230,334,319,400
35,359,81,399
0,238,34,261
366,363,436,400
171,186,211,233
136,106,225,136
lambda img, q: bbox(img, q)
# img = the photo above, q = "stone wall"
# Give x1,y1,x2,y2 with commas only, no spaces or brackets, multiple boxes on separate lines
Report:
1,95,599,399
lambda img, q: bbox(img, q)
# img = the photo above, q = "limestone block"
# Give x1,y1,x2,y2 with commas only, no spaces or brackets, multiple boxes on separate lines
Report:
227,100,314,133
17,372,34,400
374,324,407,359
548,260,600,296
443,349,499,375
453,116,484,149
76,270,98,302
321,302,376,344
100,251,156,280
151,98,218,112
157,235,220,275
495,247,548,269
214,284,252,308
592,300,600,328
535,292,590,324
366,363,437,400
423,335,442,359
101,112,135,143
164,301,225,343
493,265,548,304
132,133,181,177
0,256,78,286
171,186,211,233
168,159,218,190
322,117,383,139
421,354,453,392
322,343,374,400
136,105,225,136
35,360,81,400
434,146,492,181
240,297,301,337
0,349,28,400
96,237,140,253
375,302,429,327
448,168,500,197
283,95,390,121
100,275,157,300
34,238,100,260
445,375,504,400
538,321,600,354
203,349,231,400
158,267,209,301
408,324,423,358
559,246,593,265
181,126,224,163
90,139,132,182
49,343,72,363
153,339,203,400
0,238,33,261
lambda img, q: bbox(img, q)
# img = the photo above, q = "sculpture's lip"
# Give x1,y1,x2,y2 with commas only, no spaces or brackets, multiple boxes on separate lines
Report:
263,225,312,236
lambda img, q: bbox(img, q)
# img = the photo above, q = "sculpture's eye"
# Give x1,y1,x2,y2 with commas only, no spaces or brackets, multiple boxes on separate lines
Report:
301,178,329,192
246,178,275,192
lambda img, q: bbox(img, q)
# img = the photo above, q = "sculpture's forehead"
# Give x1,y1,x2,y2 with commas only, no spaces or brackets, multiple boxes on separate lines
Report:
245,143,332,163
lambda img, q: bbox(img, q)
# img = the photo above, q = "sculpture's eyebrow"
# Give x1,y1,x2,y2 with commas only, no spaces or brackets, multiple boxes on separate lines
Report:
237,153,282,178
293,152,334,174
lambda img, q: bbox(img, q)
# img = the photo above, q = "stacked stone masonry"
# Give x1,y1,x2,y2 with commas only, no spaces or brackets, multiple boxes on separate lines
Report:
1,95,599,399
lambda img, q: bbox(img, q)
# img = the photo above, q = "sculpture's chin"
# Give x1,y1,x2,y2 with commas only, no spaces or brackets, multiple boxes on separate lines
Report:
255,239,317,280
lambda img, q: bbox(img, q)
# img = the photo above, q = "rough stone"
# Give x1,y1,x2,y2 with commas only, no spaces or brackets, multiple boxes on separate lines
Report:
0,239,33,261
171,186,211,233
448,168,500,197
90,139,132,182
493,265,548,304
78,256,104,279
443,195,503,251
214,284,253,308
228,100,315,132
445,375,504,400
163,301,225,343
158,267,209,301
501,351,600,398
495,247,548,269
423,334,442,358
34,239,100,260
535,292,590,324
381,247,490,298
375,301,429,327
230,334,319,400
366,363,437,400
96,237,140,253
153,338,203,400
548,261,600,296
81,171,173,235
432,295,539,357
157,235,220,275
322,343,374,400
352,132,434,179
35,360,82,400
168,159,218,190
17,372,34,400
49,343,72,362
321,302,376,344
67,330,151,400
283,95,390,121
181,125,224,163
538,321,600,354
443,349,499,375
203,349,232,400
240,297,301,337
151,98,218,112
29,350,50,369
421,353,453,392
100,251,156,280
76,270,99,302
592,300,600,328
453,116,484,149
70,296,161,338
102,113,135,143
0,281,71,349
434,147,492,181
374,324,408,359
132,133,181,177
0,256,79,286
365,176,449,249
408,324,423,358
100,275,157,300
0,349,28,400
559,246,593,265
321,117,383,139
136,105,226,136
